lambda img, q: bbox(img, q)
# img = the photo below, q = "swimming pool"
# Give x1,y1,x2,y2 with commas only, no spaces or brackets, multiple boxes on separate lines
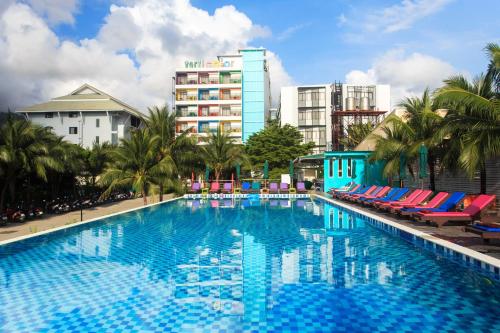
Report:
0,198,499,332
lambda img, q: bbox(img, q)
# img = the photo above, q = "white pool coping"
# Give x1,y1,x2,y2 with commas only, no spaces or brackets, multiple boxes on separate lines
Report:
313,193,500,271
0,196,182,247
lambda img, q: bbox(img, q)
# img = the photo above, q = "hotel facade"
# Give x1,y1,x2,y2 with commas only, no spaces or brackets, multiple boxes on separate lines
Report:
174,49,271,144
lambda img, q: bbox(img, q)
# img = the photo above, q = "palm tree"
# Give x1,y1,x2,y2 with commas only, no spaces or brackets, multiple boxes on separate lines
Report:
86,142,112,186
199,127,246,182
99,129,175,205
0,118,61,209
142,105,199,200
340,123,374,149
435,73,499,193
370,89,444,190
485,43,500,91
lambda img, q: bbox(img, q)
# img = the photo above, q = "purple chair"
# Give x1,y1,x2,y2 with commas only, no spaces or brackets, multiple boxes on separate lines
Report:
190,182,201,193
280,183,289,193
269,182,279,193
222,182,233,193
296,182,307,193
270,200,279,206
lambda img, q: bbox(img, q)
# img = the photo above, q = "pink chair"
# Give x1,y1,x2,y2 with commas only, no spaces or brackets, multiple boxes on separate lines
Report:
388,190,433,213
377,189,422,210
416,194,496,227
269,182,279,194
280,183,289,193
209,182,220,193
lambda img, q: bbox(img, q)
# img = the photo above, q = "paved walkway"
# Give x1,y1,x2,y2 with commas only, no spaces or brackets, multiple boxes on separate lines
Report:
0,194,176,242
319,193,500,260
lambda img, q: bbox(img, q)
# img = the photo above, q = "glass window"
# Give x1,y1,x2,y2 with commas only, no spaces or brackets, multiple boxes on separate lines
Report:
111,133,118,145
329,159,334,178
45,112,53,118
95,136,99,144
347,158,352,177
68,112,78,118
96,119,100,128
69,127,78,134
338,159,343,177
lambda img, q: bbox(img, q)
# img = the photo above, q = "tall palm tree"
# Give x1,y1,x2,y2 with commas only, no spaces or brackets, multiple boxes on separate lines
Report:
485,43,500,92
435,73,499,193
99,129,175,205
0,118,61,209
86,142,112,186
370,89,444,190
199,127,246,182
142,105,199,200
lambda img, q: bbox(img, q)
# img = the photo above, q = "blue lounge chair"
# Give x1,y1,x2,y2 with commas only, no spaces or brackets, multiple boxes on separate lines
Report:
360,187,399,204
336,185,369,199
400,192,465,217
368,188,409,207
241,182,251,193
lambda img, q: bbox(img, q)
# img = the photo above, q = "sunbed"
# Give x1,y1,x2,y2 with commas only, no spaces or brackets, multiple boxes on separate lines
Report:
353,186,391,203
360,188,399,205
337,185,371,200
400,192,465,217
269,182,279,194
296,182,307,193
331,184,361,199
209,182,220,193
415,194,496,227
377,189,423,210
388,190,433,214
328,182,356,194
251,182,261,193
343,185,378,201
367,188,409,207
280,183,289,193
241,182,251,193
222,182,232,194
396,192,448,215
189,182,201,193
465,222,500,243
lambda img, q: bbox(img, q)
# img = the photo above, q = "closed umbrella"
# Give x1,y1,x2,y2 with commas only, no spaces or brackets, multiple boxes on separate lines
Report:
205,165,210,181
419,144,428,179
399,154,406,187
289,160,294,182
263,160,269,179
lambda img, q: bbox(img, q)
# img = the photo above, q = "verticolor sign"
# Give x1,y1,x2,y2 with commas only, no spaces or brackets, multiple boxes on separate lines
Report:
184,59,235,69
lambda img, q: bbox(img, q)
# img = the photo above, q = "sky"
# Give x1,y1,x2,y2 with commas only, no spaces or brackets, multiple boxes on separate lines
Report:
0,0,498,112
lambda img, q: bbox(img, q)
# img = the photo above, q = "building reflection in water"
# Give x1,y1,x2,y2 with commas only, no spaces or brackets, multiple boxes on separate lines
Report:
56,199,406,324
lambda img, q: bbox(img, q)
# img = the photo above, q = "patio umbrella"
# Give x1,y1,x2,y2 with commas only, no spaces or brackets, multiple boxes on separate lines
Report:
289,160,294,180
399,154,406,186
263,160,269,179
236,163,241,180
419,144,428,179
205,165,210,181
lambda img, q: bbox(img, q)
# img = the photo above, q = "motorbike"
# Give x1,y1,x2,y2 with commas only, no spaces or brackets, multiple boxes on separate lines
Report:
5,207,26,223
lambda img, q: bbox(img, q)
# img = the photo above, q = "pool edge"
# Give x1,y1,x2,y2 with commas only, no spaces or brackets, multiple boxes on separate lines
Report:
313,193,500,277
0,196,183,247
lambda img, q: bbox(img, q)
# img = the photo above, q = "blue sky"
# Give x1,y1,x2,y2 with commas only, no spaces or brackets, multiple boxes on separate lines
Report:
1,0,499,110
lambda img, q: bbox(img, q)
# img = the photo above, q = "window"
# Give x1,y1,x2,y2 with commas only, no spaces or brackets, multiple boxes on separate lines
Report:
111,133,118,145
95,136,99,144
338,159,343,177
329,159,334,178
347,158,352,177
96,119,100,128
45,112,53,118
69,127,78,134
69,112,78,118
131,116,140,127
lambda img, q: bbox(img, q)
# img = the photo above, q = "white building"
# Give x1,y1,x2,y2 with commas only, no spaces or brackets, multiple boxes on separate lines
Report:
280,84,391,153
17,84,142,148
174,49,271,144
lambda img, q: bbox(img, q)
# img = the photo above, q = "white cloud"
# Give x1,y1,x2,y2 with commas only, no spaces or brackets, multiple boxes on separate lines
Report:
276,23,309,41
24,0,80,25
0,0,291,112
345,49,457,105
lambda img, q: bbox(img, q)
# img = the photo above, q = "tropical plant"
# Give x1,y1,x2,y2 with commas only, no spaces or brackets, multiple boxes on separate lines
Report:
142,105,199,200
340,123,374,149
85,142,112,186
485,42,500,91
199,127,246,182
435,73,499,193
99,129,175,205
0,118,62,209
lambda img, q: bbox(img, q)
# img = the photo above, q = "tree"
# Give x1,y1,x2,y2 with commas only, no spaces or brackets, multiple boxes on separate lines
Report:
142,105,200,200
435,73,499,193
85,142,112,186
0,118,61,209
245,124,315,171
340,123,374,150
99,130,175,205
199,127,246,182
485,43,500,92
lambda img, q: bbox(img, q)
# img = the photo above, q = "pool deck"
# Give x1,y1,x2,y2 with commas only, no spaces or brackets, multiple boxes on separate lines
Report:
316,192,500,260
0,194,176,242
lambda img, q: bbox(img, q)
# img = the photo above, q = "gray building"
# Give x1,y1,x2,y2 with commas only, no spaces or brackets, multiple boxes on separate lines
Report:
17,84,142,148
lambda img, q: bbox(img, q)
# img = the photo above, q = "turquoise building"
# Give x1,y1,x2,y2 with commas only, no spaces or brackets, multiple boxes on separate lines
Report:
323,151,386,192
241,49,271,142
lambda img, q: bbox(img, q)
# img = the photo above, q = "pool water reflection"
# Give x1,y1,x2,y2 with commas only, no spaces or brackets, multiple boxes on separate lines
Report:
0,198,499,332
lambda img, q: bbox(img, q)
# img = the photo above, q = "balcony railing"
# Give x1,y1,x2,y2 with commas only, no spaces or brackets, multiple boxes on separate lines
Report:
176,95,198,101
176,110,198,117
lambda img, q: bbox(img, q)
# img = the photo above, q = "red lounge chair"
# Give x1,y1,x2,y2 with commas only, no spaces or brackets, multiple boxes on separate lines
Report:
415,194,496,227
398,192,449,216
209,182,220,193
353,186,391,203
377,189,423,210
388,190,433,213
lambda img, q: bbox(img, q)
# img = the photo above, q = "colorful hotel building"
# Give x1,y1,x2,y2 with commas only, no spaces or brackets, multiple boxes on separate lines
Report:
174,49,271,144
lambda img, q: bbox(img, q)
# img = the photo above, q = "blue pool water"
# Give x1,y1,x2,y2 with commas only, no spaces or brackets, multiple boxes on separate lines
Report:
0,198,499,332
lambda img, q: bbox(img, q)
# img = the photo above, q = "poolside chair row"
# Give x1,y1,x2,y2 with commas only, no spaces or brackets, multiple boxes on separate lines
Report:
329,184,496,229
188,181,308,194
